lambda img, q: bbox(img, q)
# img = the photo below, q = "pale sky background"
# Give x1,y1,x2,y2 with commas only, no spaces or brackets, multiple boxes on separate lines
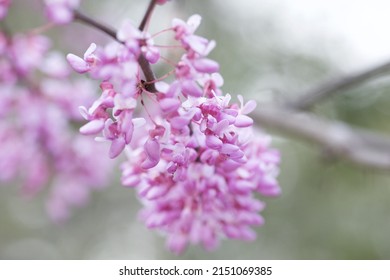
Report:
225,0,390,70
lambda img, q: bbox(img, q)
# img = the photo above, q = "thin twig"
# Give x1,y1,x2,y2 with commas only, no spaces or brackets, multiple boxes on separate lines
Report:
137,0,158,91
287,60,390,110
138,0,157,31
73,8,157,92
74,10,117,40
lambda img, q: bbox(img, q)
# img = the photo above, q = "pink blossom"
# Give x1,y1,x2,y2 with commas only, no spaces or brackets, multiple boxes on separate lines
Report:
0,0,11,20
9,34,51,76
44,0,80,24
117,20,160,64
172,14,202,41
67,43,98,74
0,30,114,223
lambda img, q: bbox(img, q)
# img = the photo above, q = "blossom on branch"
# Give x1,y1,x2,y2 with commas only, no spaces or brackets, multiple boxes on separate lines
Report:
44,0,80,24
70,14,281,253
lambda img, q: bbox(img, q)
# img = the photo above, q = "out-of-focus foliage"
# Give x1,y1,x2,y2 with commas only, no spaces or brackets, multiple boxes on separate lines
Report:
1,0,390,259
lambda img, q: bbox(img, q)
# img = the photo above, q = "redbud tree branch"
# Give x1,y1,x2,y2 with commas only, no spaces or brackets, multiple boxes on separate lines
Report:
73,10,116,39
252,106,390,170
138,0,157,31
248,57,390,170
287,59,390,110
73,2,157,92
253,59,390,170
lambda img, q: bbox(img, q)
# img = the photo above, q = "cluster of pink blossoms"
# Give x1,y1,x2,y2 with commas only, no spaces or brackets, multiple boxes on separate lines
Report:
0,0,11,20
68,11,281,253
44,0,80,24
0,6,113,222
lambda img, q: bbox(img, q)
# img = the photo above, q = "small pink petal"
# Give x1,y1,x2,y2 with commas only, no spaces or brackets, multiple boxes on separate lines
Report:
122,175,140,187
187,14,202,31
78,106,89,120
214,119,230,135
242,227,257,241
221,143,239,154
192,58,219,73
205,135,223,150
235,180,256,192
160,98,181,112
84,43,97,59
79,119,105,135
66,53,90,73
234,115,253,127
221,159,241,171
109,138,126,158
167,234,188,255
242,100,257,114
181,80,202,97
229,150,245,159
141,158,158,169
141,138,160,169
258,177,282,197
144,185,169,200
144,138,160,161
170,116,190,130
144,46,160,64
237,212,264,226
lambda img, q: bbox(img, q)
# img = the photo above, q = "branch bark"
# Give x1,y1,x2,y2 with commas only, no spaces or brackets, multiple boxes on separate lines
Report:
252,106,390,170
287,59,390,110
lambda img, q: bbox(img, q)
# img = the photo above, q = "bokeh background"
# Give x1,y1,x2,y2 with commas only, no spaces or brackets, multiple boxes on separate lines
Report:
1,0,390,259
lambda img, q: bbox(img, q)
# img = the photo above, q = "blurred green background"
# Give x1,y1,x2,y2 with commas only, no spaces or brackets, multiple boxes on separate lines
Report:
1,0,390,259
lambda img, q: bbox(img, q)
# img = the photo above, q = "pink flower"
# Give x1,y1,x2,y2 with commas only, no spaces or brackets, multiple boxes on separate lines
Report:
9,34,51,76
172,14,202,41
141,138,161,169
117,20,160,64
44,0,80,24
0,28,116,224
78,84,114,135
67,43,98,74
0,0,11,20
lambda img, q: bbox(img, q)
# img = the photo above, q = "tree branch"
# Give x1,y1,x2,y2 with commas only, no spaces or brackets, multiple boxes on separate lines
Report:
73,8,157,92
252,105,390,171
287,59,390,110
138,0,157,31
74,10,117,40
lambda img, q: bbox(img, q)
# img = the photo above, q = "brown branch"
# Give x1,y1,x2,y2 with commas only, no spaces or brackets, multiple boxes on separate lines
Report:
74,10,117,40
252,105,390,171
287,59,390,110
138,0,157,31
73,8,157,92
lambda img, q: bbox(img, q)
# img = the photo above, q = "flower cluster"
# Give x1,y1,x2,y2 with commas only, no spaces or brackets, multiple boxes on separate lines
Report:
69,13,281,253
0,0,11,20
44,0,80,24
0,9,113,222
